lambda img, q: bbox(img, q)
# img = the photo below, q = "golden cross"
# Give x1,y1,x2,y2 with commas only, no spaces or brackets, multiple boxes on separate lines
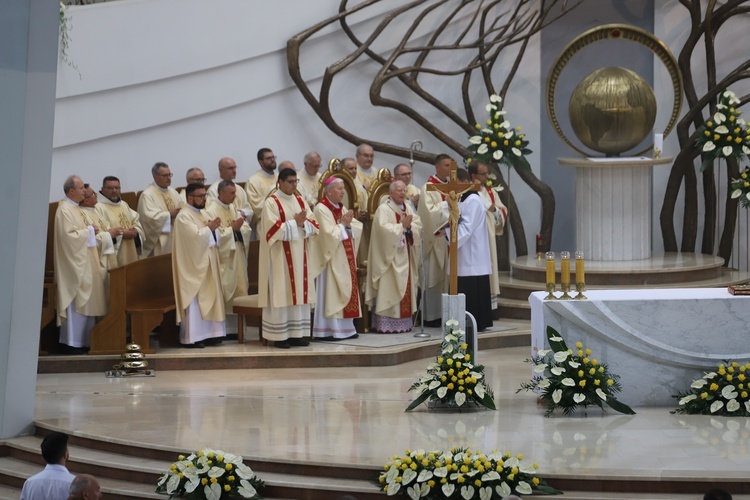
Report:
426,160,480,295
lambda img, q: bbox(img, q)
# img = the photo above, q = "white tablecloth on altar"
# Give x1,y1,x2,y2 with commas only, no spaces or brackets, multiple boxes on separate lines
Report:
528,288,750,406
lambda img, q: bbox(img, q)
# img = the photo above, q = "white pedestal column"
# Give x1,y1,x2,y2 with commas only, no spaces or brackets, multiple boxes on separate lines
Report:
560,157,671,261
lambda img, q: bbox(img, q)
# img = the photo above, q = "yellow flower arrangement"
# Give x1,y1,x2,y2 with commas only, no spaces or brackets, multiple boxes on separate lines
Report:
695,89,750,171
467,94,532,170
673,361,750,416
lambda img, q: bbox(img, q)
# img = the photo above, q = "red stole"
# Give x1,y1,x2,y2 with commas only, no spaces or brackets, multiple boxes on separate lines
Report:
320,197,360,318
427,175,447,201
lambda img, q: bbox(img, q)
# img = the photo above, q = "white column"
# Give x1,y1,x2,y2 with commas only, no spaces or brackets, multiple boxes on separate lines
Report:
0,0,59,438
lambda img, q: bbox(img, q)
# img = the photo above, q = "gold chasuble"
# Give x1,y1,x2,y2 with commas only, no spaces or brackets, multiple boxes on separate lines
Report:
53,198,108,326
309,197,363,319
203,200,251,310
245,171,278,229
298,170,321,207
366,198,422,323
419,175,450,289
137,183,181,257
478,186,507,305
258,191,319,309
172,206,225,325
207,180,251,213
95,196,144,266
356,167,377,190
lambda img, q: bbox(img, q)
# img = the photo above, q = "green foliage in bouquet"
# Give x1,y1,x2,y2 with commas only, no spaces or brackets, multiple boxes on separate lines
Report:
729,166,750,208
406,320,495,412
156,448,264,499
695,89,750,171
518,326,636,417
672,361,750,416
378,447,561,499
467,94,532,171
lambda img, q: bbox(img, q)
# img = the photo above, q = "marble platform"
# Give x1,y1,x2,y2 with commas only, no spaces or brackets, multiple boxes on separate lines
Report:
530,288,750,406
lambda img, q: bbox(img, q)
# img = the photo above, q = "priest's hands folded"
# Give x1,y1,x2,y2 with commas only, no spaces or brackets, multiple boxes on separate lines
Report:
294,211,307,227
206,217,221,231
107,226,125,239
230,217,244,232
401,214,413,229
340,209,354,228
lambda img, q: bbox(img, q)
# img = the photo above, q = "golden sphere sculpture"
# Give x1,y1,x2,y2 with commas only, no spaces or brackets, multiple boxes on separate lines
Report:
568,67,656,156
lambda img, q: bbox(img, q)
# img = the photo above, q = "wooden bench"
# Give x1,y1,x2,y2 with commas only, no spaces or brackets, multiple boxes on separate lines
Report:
89,254,176,355
232,295,265,346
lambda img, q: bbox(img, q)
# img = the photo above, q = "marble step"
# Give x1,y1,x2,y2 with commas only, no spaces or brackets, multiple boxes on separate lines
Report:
0,483,21,500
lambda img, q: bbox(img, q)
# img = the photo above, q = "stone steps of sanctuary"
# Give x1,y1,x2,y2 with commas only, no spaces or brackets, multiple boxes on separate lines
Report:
499,252,750,320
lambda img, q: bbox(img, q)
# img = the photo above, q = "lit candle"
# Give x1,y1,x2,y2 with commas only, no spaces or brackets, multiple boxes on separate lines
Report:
545,251,555,285
560,251,571,286
575,251,585,284
654,133,663,153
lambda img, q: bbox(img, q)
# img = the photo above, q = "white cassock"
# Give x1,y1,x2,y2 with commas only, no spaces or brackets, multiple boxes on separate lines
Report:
245,171,277,235
203,199,252,310
95,195,145,266
172,205,226,344
418,176,450,321
309,197,363,339
298,170,322,207
207,180,252,215
137,183,181,257
258,191,319,341
477,186,507,309
454,191,493,331
366,197,422,333
54,198,113,347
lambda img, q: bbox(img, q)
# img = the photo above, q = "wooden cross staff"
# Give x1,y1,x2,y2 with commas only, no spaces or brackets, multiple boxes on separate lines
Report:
426,160,480,295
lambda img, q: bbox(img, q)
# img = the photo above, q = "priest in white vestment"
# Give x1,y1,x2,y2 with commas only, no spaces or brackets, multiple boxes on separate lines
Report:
203,180,251,311
54,176,112,354
442,169,493,331
137,162,182,257
207,157,252,216
309,178,363,340
79,185,119,272
366,181,422,333
469,161,507,310
246,148,279,234
355,143,378,190
96,176,144,267
393,163,420,209
298,151,323,208
417,154,452,323
258,167,319,348
178,168,208,205
172,184,226,348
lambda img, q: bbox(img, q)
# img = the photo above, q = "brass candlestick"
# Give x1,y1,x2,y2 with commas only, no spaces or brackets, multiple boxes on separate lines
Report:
574,250,587,300
544,251,557,300
560,251,572,300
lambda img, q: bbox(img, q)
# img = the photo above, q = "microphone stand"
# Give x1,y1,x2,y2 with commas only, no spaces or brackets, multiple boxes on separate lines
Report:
410,140,430,339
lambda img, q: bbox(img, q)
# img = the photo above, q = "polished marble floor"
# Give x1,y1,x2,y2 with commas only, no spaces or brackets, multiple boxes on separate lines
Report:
33,333,750,495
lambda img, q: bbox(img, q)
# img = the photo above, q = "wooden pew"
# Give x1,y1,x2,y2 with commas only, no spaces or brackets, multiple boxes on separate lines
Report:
89,254,177,355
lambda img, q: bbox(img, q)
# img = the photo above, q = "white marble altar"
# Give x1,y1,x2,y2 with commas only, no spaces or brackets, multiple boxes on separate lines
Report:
529,288,750,406
559,157,671,261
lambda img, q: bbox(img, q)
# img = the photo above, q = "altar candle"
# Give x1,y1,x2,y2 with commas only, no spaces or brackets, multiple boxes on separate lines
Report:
560,251,571,285
545,252,555,284
536,234,543,253
654,133,663,152
575,251,585,284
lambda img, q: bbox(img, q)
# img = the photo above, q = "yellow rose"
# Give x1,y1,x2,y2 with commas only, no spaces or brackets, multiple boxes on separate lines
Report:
583,357,590,364
490,141,497,147
441,477,447,484
457,476,465,484
447,383,454,390
447,359,453,366
736,137,743,143
578,350,584,357
710,382,719,391
742,391,748,398
456,361,462,368
504,140,509,146
743,173,748,179
493,123,499,129
178,473,184,478
178,455,185,461
701,392,708,399
714,134,720,141
589,368,596,375
507,473,515,481
201,478,208,485
739,374,746,381
225,464,233,470
441,375,447,382
594,379,601,386
579,380,586,387
224,485,231,492
428,480,435,487
410,462,417,470
578,370,584,377
575,341,583,348
516,126,522,131
487,119,492,125
707,120,713,126
484,136,490,143
475,124,481,130
727,375,733,382
592,359,599,366
437,357,444,363
606,379,614,386
396,476,402,483
515,140,521,146
459,386,465,391
464,354,470,361
228,476,235,482
448,368,454,375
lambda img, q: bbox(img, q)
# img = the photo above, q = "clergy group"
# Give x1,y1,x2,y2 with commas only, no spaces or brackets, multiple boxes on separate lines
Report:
52,145,507,352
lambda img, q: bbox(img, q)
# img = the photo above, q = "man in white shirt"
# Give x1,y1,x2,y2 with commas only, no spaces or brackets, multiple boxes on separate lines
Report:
20,432,75,500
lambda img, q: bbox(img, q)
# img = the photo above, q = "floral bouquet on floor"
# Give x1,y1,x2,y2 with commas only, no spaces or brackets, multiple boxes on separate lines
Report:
672,361,750,416
517,326,635,417
156,448,264,499
406,320,495,412
378,447,561,498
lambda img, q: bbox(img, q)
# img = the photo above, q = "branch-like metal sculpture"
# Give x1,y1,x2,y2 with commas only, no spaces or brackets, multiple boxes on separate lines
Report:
287,0,582,259
660,0,750,263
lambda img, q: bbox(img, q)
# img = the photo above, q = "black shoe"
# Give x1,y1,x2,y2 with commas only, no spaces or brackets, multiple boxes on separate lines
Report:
274,340,291,349
314,336,335,341
204,338,223,346
60,344,86,355
345,333,359,340
288,338,310,347
423,319,442,327
184,342,205,349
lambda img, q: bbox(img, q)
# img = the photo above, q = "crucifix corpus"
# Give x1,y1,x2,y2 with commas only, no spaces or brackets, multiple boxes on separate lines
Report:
427,160,481,354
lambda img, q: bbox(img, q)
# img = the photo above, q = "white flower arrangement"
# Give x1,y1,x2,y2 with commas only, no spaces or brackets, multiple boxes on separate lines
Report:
695,89,749,171
156,448,264,499
672,361,750,416
406,320,495,411
467,94,532,170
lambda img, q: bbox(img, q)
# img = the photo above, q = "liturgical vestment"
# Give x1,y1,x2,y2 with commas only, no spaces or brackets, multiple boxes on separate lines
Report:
418,176,450,321
258,191,319,341
137,183,181,257
477,186,507,309
172,205,226,344
207,180,252,214
309,197,363,339
95,195,144,267
366,197,422,333
54,198,111,347
245,171,277,232
297,170,321,207
203,199,251,310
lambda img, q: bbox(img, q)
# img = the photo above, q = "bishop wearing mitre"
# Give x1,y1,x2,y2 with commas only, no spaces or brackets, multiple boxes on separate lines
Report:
366,181,422,333
172,183,225,348
203,180,251,311
309,177,362,340
258,167,319,348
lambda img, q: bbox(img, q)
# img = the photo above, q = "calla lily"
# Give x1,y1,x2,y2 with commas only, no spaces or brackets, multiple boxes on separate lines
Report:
710,400,724,413
500,120,510,129
496,482,511,497
537,378,550,389
512,148,522,156
561,378,575,387
437,387,448,398
493,150,503,161
721,385,738,399
442,483,455,497
714,125,729,134
727,399,740,412
417,469,433,482
516,481,533,495
455,392,466,406
596,388,607,400
549,336,563,341
568,360,580,368
723,146,734,156
469,136,483,145
504,131,514,139
490,94,502,103
461,485,475,499
553,351,569,362
703,141,716,152
402,468,417,485
552,389,562,403
573,393,585,403
743,145,750,155
533,364,547,373
477,144,489,154
479,486,493,500
475,384,486,399
714,112,726,124
731,189,742,199
486,103,495,112
679,394,697,405
550,366,564,376
537,349,550,356
691,379,707,388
